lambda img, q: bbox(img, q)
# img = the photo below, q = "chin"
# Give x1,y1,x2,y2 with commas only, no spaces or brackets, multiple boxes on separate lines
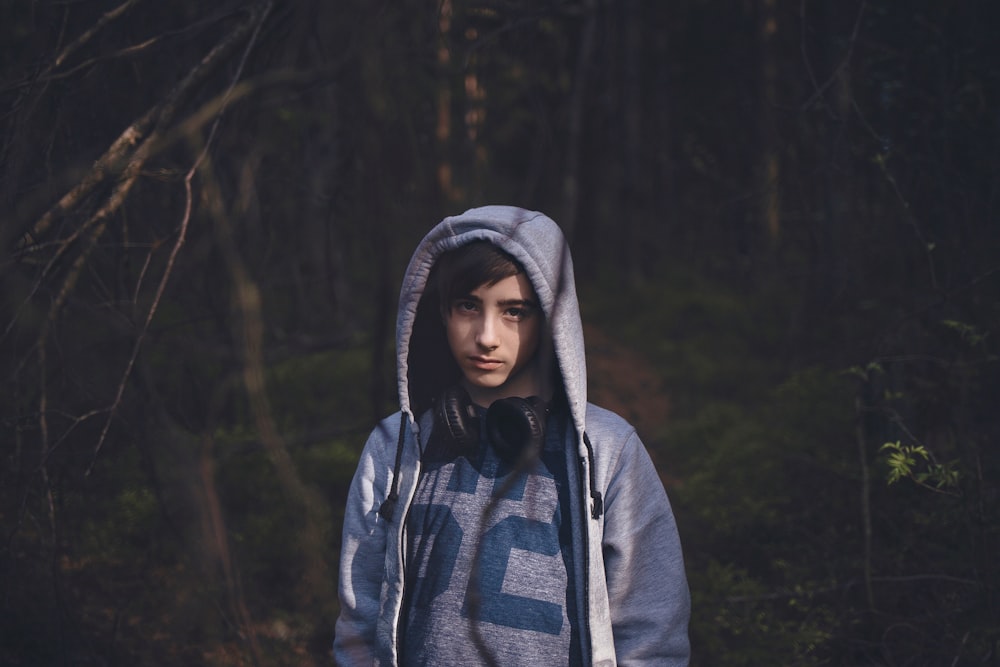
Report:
465,375,509,390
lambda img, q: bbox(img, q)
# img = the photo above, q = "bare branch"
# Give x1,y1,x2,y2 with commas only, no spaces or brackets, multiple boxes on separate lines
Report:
21,2,271,246
158,65,345,151
49,0,146,72
40,35,165,83
86,0,275,475
3,0,275,406
800,0,868,114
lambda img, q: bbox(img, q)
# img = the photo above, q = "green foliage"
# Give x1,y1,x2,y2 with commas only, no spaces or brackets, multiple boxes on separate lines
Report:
586,275,863,664
879,441,961,492
80,486,159,561
586,242,999,665
690,561,834,667
843,361,883,383
267,346,375,433
583,270,788,413
941,319,990,348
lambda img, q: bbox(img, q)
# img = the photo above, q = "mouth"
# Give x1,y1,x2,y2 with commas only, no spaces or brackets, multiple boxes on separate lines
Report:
469,356,503,370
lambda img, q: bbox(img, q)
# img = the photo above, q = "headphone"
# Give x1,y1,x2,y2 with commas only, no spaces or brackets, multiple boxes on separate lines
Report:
380,387,604,523
434,385,547,465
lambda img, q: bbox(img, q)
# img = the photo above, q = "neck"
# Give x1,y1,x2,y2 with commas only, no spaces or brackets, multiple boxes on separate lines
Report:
462,363,550,407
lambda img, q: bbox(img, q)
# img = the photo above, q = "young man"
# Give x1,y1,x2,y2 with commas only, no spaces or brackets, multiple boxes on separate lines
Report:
334,206,690,666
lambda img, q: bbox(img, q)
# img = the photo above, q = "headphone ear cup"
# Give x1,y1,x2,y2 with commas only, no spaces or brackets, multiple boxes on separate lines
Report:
435,385,477,451
485,397,546,465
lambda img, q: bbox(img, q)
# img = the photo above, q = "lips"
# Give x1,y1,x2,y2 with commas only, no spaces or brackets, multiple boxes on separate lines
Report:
469,356,503,370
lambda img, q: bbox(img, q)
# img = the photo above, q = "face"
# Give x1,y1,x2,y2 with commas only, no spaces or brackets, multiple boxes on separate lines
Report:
445,272,543,406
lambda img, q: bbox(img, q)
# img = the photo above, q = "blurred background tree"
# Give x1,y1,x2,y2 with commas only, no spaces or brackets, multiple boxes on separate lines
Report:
1,0,997,665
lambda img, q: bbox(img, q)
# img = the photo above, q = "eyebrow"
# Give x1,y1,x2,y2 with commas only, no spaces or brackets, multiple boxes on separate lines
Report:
497,298,536,308
452,295,536,308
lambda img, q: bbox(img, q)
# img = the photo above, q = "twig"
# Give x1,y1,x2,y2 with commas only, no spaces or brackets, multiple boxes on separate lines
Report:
49,0,146,72
40,36,165,83
950,631,970,667
800,0,868,113
855,393,875,610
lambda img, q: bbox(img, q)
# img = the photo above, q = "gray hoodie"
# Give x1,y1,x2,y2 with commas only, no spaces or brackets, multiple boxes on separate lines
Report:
334,206,690,666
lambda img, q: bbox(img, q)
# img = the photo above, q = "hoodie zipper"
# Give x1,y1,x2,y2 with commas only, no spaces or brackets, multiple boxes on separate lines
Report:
388,412,418,666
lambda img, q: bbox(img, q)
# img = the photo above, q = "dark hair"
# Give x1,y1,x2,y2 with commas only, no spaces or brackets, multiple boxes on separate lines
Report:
434,241,525,315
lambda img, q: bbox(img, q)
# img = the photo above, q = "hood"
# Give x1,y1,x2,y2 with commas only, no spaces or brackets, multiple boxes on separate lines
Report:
396,205,588,441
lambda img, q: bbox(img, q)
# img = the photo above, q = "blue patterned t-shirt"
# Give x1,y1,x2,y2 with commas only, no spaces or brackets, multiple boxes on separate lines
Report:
400,407,582,666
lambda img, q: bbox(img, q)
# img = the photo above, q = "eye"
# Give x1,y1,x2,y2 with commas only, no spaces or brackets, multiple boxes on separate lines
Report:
503,305,534,321
452,299,479,315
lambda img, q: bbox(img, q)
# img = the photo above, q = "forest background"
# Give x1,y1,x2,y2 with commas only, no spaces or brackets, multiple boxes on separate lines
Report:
2,1,998,665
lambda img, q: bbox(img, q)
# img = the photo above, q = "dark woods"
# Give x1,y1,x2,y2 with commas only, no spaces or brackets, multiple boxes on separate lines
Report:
1,1,998,665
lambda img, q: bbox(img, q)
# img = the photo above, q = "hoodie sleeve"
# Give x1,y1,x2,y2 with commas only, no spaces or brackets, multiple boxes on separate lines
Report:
601,430,691,666
333,421,393,666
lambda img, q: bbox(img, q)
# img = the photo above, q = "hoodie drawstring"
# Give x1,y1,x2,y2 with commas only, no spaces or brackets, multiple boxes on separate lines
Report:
379,412,408,522
583,432,604,520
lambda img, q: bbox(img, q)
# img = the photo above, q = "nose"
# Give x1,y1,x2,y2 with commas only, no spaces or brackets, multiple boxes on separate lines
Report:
475,312,500,350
